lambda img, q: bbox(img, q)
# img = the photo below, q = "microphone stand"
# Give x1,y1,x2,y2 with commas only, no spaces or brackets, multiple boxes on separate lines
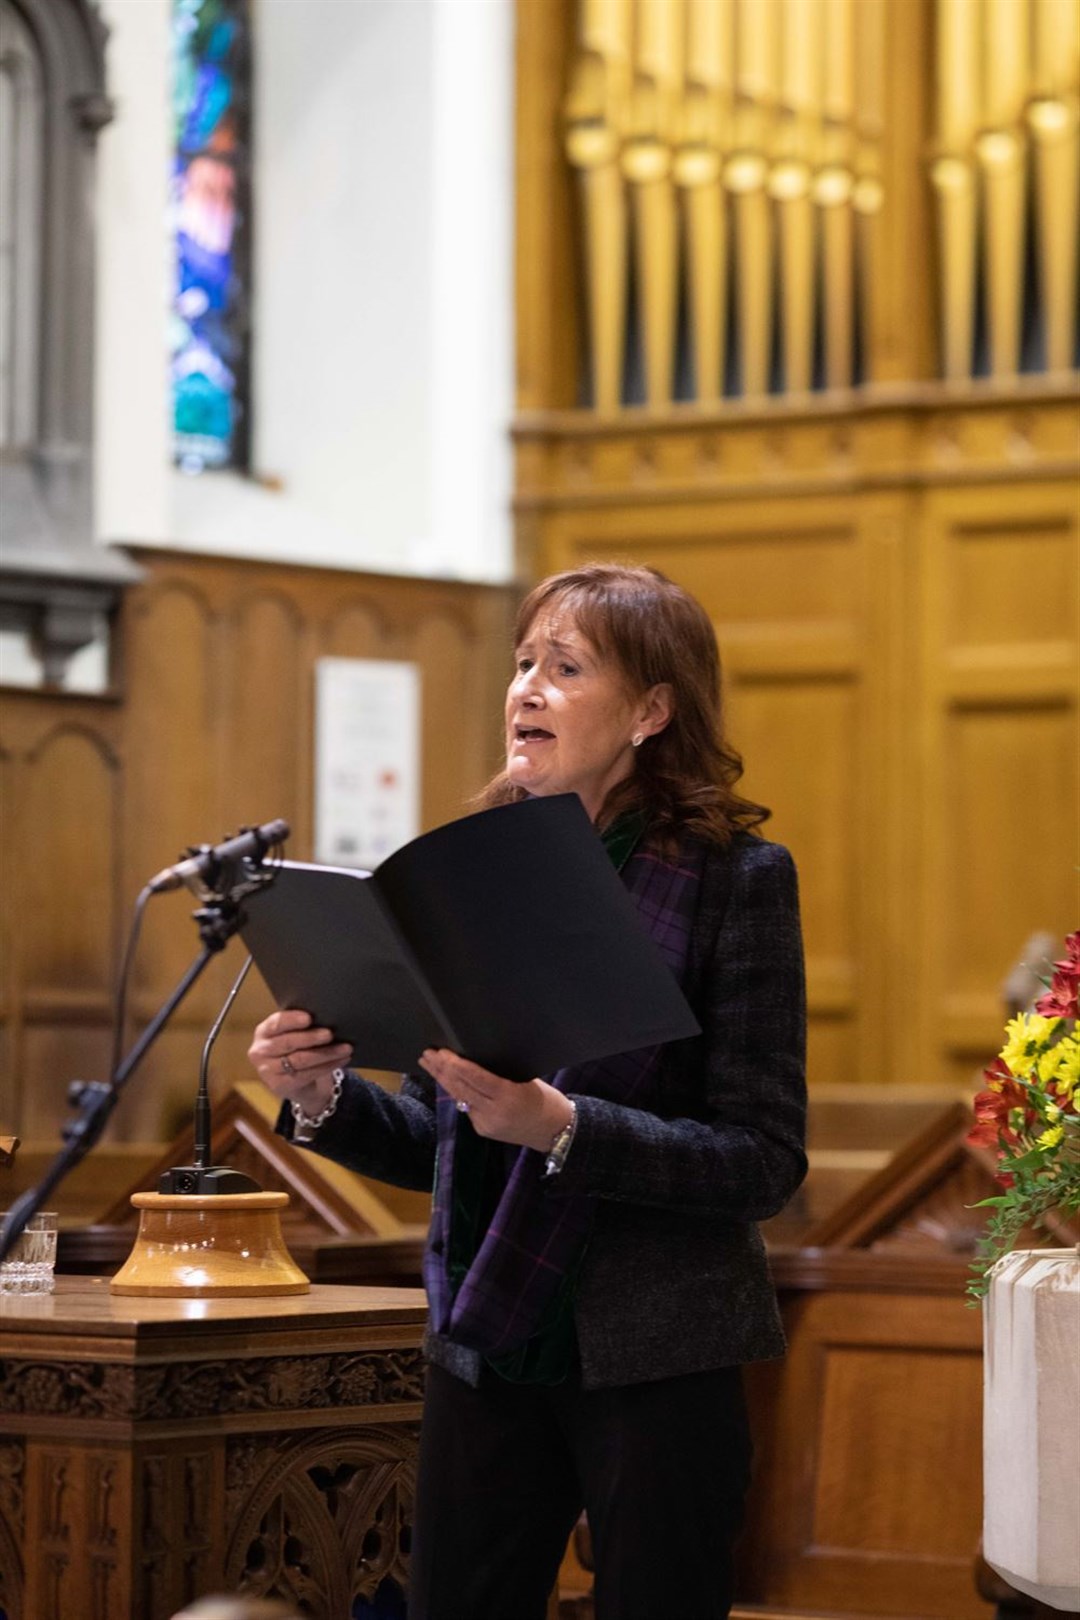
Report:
159,953,260,1195
0,876,268,1263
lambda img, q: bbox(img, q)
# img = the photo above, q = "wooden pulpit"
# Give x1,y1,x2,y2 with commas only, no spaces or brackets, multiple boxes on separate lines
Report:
737,1100,1077,1620
0,1277,427,1620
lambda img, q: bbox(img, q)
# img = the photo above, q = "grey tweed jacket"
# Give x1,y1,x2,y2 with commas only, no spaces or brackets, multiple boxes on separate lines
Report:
280,833,807,1390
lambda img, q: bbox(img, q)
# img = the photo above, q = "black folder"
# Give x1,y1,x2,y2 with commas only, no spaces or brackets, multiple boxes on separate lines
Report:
240,794,700,1080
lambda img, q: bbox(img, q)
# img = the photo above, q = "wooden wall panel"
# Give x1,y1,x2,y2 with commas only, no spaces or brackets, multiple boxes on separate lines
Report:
414,612,483,832
814,1344,981,1555
124,585,218,1008
737,680,860,1088
536,497,888,1089
918,482,1080,1089
221,591,307,844
743,1288,986,1619
0,552,513,1146
0,701,123,1142
21,728,118,997
21,1026,116,1140
326,599,385,659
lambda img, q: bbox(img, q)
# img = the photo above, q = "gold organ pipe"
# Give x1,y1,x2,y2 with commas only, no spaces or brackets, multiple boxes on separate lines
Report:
735,0,777,102
815,0,855,388
581,0,631,54
728,0,779,395
936,0,979,149
931,0,980,380
780,0,815,108
1032,0,1079,93
624,0,684,407
976,0,1028,377
675,0,735,401
565,0,632,410
853,0,886,385
685,0,733,85
1029,0,1080,371
583,165,631,410
983,0,1027,125
822,0,853,123
770,0,817,392
855,0,886,132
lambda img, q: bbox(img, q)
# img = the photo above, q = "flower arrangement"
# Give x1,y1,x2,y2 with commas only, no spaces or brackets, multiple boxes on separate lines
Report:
966,932,1080,1300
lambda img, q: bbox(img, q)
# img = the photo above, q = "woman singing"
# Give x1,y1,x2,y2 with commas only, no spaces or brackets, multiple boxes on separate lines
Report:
248,563,807,1620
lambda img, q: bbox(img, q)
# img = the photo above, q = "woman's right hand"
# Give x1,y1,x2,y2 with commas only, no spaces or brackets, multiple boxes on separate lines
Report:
248,1009,353,1116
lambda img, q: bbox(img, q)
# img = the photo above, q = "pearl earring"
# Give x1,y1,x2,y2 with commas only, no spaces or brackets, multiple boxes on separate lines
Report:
632,733,644,748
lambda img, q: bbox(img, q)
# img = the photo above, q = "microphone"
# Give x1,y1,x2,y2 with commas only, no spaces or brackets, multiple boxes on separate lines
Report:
148,819,289,897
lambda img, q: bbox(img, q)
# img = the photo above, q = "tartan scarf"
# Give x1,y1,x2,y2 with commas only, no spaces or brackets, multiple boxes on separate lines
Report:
422,826,704,1359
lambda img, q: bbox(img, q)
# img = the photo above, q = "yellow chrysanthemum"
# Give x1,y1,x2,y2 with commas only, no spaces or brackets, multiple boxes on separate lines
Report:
1053,1036,1080,1101
1036,1044,1063,1086
1001,1014,1062,1076
1036,1124,1065,1150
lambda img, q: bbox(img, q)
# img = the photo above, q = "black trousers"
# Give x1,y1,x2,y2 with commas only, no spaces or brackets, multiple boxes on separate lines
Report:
408,1358,752,1620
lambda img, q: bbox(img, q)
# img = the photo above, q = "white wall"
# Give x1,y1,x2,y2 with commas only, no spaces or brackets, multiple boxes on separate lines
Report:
94,0,172,547
425,0,513,580
94,0,514,582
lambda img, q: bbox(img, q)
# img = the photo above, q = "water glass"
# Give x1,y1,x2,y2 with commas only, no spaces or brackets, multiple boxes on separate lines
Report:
0,1211,58,1294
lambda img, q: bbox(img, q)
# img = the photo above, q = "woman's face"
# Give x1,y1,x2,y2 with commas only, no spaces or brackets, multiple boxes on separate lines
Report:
504,608,666,822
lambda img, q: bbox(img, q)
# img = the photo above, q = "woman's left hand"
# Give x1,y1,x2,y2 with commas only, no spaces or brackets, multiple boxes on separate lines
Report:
418,1048,573,1152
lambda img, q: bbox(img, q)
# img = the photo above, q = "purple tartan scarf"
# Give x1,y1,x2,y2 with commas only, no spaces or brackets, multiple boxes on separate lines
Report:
423,835,704,1358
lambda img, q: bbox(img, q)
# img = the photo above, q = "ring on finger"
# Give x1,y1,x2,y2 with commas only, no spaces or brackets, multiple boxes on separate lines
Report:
280,1056,297,1077
455,1099,470,1114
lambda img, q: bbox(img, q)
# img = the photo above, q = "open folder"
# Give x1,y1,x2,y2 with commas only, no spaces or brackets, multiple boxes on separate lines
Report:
240,794,700,1080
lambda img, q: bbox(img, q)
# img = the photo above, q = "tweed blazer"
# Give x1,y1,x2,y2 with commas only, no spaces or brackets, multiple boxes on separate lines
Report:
279,832,807,1390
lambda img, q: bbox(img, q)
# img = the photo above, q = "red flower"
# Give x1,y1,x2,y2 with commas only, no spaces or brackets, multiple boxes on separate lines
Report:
983,1056,1018,1093
1033,932,1080,1019
1035,969,1080,1019
967,1060,1032,1157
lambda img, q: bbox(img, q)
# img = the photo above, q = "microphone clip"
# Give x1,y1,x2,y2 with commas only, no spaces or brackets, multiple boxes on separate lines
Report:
184,849,280,909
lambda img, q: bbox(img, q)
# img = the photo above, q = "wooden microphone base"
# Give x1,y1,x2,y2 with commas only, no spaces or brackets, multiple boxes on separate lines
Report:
110,1190,310,1296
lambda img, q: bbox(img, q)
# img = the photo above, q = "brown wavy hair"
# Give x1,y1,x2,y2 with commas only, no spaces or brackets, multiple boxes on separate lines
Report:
477,563,769,846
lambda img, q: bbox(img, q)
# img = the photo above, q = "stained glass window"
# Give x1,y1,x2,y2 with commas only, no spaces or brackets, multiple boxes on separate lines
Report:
170,0,250,472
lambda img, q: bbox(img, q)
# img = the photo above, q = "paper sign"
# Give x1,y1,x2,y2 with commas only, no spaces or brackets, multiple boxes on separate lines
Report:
314,657,420,868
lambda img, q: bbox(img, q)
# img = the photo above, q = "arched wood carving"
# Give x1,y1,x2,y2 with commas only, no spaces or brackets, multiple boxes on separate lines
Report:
224,1428,418,1616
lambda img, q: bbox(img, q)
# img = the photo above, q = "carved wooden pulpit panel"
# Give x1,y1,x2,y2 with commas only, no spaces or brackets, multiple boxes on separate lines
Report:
0,1278,427,1620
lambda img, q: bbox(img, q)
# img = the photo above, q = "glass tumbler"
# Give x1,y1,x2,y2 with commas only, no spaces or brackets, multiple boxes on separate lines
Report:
0,1211,58,1294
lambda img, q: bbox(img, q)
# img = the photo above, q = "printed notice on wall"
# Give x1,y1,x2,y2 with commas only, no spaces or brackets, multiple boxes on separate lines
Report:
315,658,420,869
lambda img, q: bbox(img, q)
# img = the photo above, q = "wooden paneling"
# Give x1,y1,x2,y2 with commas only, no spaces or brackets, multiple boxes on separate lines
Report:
746,1288,985,1618
534,491,900,1088
124,583,220,1061
516,392,1080,1090
917,481,1080,1088
21,726,119,996
0,551,513,1145
221,590,307,843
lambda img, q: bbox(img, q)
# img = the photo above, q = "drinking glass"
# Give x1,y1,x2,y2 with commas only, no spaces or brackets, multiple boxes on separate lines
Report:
0,1211,58,1294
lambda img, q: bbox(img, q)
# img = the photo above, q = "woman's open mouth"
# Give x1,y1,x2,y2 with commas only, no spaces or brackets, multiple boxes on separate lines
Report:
514,726,554,744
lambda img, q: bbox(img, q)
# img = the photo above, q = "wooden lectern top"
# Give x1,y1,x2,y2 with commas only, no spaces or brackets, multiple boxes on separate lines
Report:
0,1270,427,1360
